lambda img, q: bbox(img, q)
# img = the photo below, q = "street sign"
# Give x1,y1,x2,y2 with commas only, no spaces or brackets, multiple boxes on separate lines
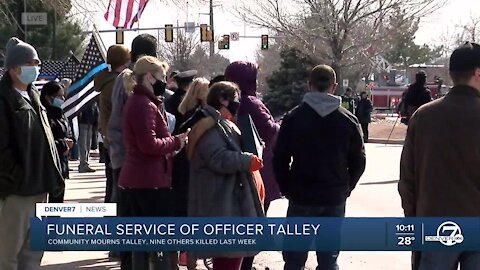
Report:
185,22,195,33
343,79,349,87
21,12,47,25
230,32,239,41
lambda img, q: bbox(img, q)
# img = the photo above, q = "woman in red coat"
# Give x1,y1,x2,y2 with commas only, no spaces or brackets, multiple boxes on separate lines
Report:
118,55,189,269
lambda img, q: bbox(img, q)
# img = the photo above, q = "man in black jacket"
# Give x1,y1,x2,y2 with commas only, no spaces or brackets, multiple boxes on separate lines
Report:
404,71,432,123
165,69,197,133
273,64,366,270
78,102,99,173
0,37,64,270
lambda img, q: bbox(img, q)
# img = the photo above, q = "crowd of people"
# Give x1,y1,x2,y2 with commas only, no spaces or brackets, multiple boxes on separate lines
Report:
0,33,479,270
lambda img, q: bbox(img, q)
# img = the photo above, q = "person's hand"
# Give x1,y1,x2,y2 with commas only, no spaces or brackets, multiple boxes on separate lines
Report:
66,138,74,149
250,155,263,172
177,128,191,149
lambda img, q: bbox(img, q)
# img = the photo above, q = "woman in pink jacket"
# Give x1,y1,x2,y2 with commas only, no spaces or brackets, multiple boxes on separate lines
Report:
118,56,189,269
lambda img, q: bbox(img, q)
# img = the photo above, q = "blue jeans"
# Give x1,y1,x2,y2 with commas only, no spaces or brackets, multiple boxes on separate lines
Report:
419,252,480,270
283,202,345,270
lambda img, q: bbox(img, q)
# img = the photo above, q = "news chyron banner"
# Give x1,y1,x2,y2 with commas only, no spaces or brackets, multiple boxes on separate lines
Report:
31,203,478,251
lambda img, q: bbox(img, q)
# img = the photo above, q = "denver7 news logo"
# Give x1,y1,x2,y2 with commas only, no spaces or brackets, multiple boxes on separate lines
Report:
425,221,464,246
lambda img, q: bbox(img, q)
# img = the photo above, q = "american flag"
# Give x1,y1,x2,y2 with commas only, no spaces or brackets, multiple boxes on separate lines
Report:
104,0,149,29
58,54,80,81
62,33,107,120
33,80,50,90
39,60,66,80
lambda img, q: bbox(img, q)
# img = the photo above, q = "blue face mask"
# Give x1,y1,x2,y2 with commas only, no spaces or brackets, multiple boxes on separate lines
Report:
17,66,40,85
52,97,64,108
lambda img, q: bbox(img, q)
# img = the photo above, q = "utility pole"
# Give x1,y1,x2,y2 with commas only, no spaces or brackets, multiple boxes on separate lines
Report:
24,0,27,42
16,1,26,41
209,0,214,58
52,11,57,59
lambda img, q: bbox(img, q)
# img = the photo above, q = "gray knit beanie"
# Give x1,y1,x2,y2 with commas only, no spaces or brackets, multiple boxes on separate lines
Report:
4,37,40,69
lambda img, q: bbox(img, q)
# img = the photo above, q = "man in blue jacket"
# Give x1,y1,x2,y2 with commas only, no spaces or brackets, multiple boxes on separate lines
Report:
273,64,366,270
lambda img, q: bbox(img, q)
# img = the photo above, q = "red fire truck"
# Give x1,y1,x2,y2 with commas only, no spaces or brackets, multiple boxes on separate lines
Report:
371,84,444,110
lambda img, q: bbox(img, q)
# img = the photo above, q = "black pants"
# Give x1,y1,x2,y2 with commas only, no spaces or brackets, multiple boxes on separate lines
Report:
361,122,369,142
240,201,271,270
103,149,115,203
119,187,173,270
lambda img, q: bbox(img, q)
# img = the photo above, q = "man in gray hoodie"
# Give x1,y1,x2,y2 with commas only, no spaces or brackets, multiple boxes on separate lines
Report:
273,64,366,270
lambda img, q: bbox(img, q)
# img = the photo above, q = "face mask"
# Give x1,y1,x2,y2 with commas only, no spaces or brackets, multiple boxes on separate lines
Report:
226,100,240,117
52,97,64,108
153,80,167,96
17,66,40,85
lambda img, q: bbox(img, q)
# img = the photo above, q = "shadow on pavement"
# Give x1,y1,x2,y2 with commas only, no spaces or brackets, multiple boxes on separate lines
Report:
69,186,105,191
360,180,399,185
65,195,105,203
70,175,106,180
41,258,119,270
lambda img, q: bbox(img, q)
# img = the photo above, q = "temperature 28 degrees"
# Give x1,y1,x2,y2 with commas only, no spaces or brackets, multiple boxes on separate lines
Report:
398,236,415,246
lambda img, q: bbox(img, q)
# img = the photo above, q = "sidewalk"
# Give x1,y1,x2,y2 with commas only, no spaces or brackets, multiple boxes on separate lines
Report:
41,144,410,269
369,117,407,144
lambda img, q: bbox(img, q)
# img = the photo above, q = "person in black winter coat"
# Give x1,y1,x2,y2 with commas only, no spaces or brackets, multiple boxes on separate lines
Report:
273,65,366,270
355,92,373,142
165,70,197,134
77,101,99,172
404,71,432,122
40,81,73,203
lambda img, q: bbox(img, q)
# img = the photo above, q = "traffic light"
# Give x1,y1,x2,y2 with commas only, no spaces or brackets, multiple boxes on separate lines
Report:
218,35,230,50
116,27,124,44
261,35,268,50
223,35,230,49
165,24,173,42
200,24,213,42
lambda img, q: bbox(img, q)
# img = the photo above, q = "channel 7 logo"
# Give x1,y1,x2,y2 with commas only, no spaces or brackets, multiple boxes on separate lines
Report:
425,221,464,246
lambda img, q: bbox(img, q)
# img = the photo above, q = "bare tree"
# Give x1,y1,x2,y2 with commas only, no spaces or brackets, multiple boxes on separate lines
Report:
458,14,480,43
159,29,200,71
235,0,445,91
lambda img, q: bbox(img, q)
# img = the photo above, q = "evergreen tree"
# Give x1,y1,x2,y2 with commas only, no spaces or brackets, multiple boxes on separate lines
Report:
0,0,85,61
263,47,315,117
383,11,442,69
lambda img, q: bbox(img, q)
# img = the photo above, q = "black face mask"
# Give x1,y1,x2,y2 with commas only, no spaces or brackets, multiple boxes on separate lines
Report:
226,101,240,116
153,80,167,96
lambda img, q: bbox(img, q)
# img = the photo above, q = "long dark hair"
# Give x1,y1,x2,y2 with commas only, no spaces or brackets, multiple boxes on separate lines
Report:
206,82,239,110
40,81,62,106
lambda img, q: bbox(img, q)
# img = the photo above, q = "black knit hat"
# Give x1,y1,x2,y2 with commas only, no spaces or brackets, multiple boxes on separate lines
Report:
450,42,480,72
131,34,158,62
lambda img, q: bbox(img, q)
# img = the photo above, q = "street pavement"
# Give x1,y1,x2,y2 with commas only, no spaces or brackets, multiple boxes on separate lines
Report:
41,143,408,270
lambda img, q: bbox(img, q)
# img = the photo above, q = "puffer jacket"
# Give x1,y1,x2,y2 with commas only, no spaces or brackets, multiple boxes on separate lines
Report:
118,84,182,189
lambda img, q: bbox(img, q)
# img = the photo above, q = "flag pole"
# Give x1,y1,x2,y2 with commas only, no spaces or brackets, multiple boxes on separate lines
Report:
93,24,108,60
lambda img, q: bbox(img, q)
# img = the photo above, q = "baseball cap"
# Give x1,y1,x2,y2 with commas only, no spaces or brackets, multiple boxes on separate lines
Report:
310,64,336,89
449,42,480,72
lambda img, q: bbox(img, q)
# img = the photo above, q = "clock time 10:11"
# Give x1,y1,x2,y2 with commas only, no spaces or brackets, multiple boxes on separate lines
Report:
396,224,415,232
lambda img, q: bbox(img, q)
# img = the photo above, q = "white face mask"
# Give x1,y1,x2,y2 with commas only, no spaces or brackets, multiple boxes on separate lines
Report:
17,66,40,85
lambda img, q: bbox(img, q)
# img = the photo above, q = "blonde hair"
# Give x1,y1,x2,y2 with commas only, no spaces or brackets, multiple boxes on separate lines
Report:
122,55,169,93
178,77,210,115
